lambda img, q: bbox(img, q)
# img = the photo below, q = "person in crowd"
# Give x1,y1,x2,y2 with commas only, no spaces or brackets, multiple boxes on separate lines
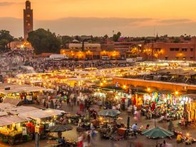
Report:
87,131,91,147
163,140,173,147
176,133,183,143
112,105,116,110
127,105,132,115
58,137,66,146
131,123,138,138
82,132,89,147
77,132,83,147
146,124,150,130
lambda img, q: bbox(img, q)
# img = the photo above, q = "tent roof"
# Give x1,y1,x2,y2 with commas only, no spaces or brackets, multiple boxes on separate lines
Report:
8,106,40,115
3,98,21,106
18,109,65,120
0,115,28,127
0,84,53,94
0,103,15,110
0,112,8,117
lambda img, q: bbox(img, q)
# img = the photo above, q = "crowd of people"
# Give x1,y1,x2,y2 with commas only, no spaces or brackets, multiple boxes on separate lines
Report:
0,50,34,78
26,59,131,73
1,50,193,147
0,49,133,79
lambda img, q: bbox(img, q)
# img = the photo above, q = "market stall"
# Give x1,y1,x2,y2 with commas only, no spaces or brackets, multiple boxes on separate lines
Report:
181,94,196,125
0,83,53,104
18,109,66,139
0,102,66,145
0,115,30,145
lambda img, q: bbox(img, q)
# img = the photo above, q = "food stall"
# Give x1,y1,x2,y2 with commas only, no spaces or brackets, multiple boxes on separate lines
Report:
18,109,66,139
0,102,65,145
0,115,29,145
0,83,53,104
137,91,187,120
181,94,196,124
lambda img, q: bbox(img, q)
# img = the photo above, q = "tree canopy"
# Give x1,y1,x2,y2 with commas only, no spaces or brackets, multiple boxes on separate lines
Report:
0,30,13,52
27,28,61,54
112,31,121,42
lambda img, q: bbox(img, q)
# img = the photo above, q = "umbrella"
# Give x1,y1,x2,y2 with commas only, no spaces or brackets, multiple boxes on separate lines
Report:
49,124,73,132
142,126,174,139
98,109,120,118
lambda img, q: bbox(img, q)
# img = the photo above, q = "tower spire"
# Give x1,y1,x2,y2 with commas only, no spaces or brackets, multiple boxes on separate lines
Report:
23,0,33,40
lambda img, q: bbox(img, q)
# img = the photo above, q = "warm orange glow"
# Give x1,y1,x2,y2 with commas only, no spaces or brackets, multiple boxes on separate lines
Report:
154,53,158,58
86,50,93,55
175,91,179,95
130,47,141,55
101,50,108,56
113,78,196,92
2,1,196,38
123,85,127,89
143,48,152,54
159,49,164,54
176,53,184,57
147,87,151,92
2,1,196,20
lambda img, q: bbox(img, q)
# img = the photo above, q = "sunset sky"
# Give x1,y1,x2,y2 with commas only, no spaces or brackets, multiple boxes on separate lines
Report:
0,0,196,37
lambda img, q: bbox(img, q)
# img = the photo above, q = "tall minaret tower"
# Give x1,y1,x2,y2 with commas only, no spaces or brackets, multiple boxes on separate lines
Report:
23,0,33,40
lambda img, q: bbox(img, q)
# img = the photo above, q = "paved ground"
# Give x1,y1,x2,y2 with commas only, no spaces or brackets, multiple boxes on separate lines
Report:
1,103,196,147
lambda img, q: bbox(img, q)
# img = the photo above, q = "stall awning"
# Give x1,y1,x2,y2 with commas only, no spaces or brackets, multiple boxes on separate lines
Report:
44,109,66,116
0,112,8,117
18,109,45,120
0,103,15,111
0,115,28,127
0,83,53,94
8,106,40,115
18,109,65,120
3,98,21,106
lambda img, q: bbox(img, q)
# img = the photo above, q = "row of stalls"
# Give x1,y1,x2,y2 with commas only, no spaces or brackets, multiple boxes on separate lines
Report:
0,103,65,145
0,83,53,105
132,91,196,122
93,87,196,124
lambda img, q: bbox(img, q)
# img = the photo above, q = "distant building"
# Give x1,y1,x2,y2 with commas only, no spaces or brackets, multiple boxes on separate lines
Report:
23,0,33,40
101,41,143,59
60,42,101,59
68,42,101,51
102,37,196,61
9,41,33,50
144,37,196,60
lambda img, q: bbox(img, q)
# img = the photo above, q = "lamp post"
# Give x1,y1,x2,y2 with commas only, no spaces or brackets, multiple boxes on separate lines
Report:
35,125,40,147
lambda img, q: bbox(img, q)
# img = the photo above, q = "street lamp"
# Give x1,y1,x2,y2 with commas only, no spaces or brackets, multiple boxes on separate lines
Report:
147,87,151,93
175,91,179,96
35,124,40,147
